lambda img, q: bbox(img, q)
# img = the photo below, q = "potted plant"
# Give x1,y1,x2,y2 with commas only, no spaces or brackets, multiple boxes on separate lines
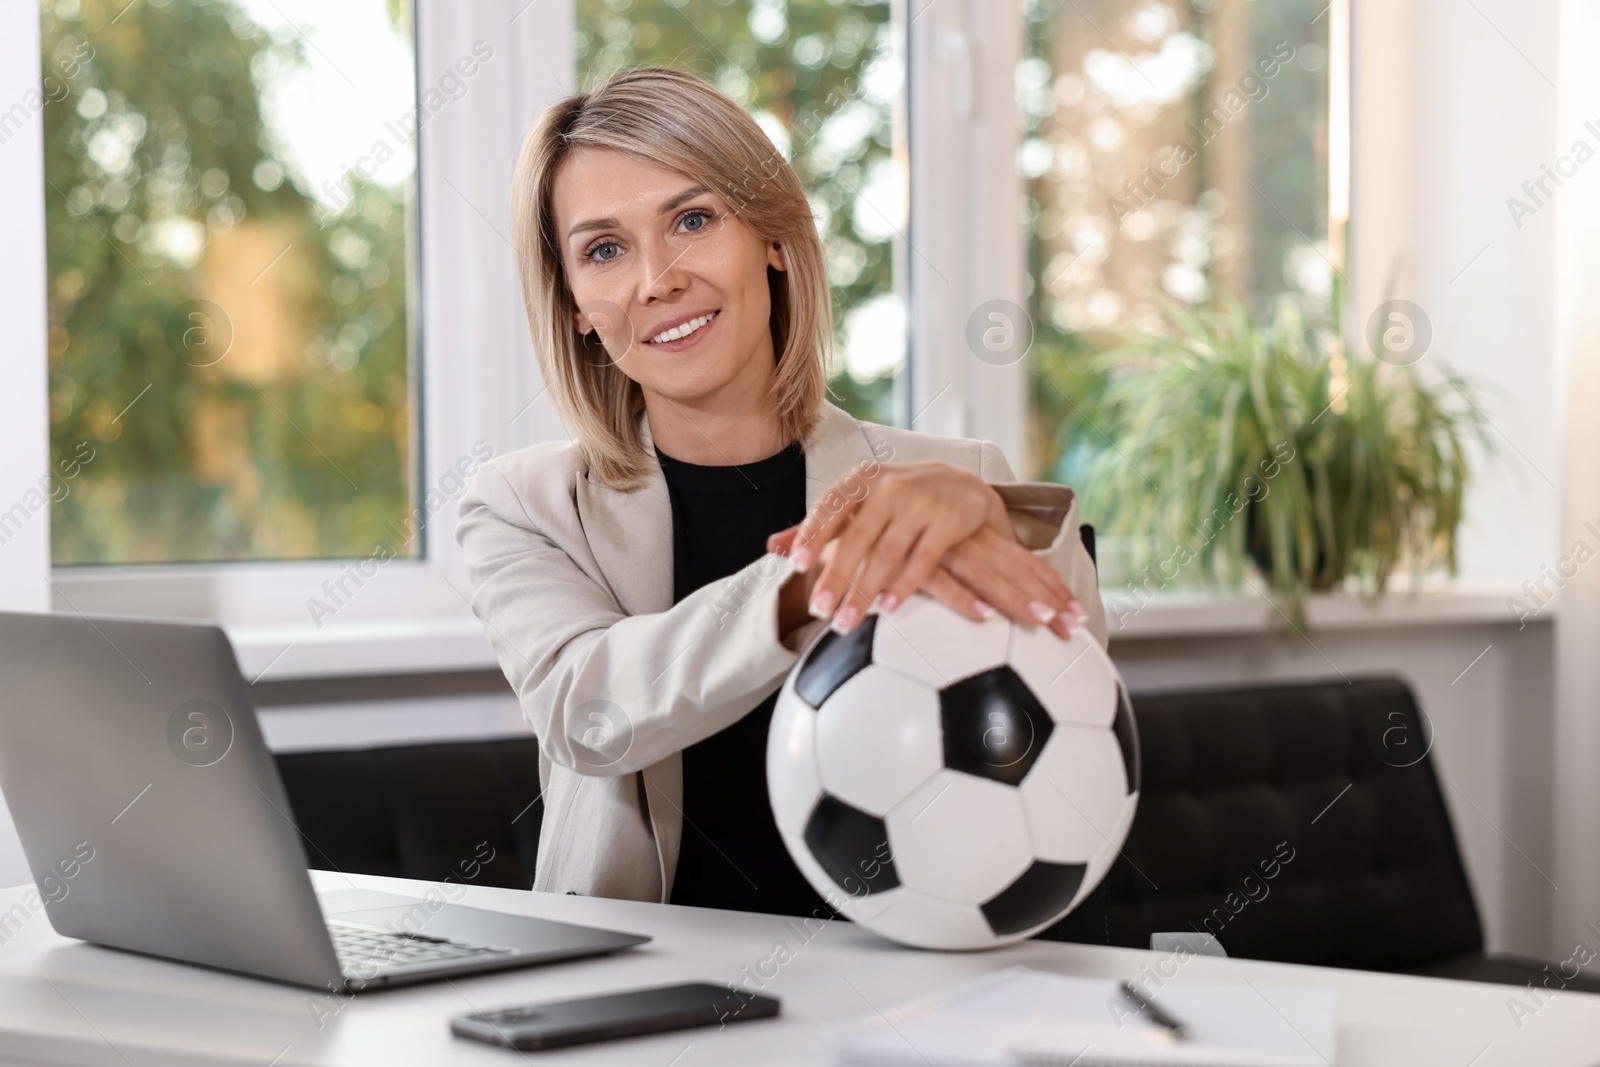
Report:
1068,292,1496,632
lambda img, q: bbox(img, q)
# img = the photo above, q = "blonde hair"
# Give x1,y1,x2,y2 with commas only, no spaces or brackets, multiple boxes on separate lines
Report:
511,67,831,490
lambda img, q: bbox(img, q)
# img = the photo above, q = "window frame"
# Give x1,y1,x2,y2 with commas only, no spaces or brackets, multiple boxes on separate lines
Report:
906,0,1029,461
1,3,52,619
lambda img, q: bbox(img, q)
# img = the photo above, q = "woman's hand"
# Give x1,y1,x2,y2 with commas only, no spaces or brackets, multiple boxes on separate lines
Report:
767,462,1087,639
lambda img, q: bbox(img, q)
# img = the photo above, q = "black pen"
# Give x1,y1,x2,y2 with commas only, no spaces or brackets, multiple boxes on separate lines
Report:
1119,980,1190,1041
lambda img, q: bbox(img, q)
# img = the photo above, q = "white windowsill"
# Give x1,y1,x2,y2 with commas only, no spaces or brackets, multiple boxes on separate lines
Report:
1104,579,1541,641
227,580,1544,681
230,614,498,683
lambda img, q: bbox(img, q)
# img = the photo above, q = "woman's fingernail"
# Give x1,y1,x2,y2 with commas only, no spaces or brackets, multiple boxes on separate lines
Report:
1064,613,1083,634
791,547,812,573
1067,601,1088,620
831,604,859,633
973,600,997,620
1027,601,1057,624
809,589,836,618
878,592,900,614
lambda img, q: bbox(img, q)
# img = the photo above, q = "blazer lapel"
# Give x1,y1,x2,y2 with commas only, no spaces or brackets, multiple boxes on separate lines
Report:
575,426,675,618
802,401,879,509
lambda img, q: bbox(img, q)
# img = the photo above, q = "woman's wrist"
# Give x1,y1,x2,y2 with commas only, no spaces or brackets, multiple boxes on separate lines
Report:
983,481,1021,544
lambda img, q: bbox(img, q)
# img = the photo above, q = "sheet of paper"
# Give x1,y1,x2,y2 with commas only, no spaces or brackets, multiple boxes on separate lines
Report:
832,966,1337,1067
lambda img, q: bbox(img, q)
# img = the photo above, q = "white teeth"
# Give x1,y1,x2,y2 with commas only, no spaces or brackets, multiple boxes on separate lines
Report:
649,312,715,344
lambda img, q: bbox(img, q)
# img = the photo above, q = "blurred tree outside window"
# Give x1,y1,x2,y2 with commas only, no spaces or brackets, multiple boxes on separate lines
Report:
1023,0,1332,484
576,0,905,425
40,0,419,565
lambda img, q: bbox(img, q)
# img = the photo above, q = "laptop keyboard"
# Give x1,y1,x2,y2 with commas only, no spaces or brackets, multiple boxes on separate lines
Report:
328,921,512,974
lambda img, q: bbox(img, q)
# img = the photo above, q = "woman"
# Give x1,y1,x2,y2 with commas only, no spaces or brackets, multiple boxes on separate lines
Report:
457,67,1109,917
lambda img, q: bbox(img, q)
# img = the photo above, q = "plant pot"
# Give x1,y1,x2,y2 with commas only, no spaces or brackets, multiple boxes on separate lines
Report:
1242,493,1330,588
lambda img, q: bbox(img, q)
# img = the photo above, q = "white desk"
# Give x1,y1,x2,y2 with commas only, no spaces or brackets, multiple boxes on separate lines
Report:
0,871,1595,1066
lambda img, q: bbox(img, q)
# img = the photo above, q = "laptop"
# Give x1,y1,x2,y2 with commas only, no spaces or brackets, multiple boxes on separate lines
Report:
0,610,650,991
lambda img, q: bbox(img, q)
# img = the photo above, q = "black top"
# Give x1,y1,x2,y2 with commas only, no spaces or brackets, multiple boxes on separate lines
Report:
655,441,834,919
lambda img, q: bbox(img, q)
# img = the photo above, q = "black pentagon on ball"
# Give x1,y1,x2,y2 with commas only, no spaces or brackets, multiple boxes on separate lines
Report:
939,666,1054,786
1112,686,1141,793
980,860,1087,936
794,615,879,709
802,794,900,897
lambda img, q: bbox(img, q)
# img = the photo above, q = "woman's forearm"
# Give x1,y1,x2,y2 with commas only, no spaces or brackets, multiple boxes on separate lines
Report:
460,468,813,778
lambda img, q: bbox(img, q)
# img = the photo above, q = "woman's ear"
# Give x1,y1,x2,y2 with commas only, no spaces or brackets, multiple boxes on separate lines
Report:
768,239,788,272
572,308,591,337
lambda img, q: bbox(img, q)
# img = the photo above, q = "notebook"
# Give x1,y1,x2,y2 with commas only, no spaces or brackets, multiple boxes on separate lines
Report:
832,966,1337,1067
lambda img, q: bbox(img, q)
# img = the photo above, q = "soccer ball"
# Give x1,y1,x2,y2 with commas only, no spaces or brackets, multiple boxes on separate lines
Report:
766,595,1140,950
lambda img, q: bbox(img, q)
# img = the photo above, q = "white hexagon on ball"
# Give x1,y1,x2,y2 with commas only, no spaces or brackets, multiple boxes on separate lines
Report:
1018,725,1129,863
1007,624,1118,729
767,677,824,838
816,667,943,817
871,594,1009,689
885,769,1033,905
851,885,995,951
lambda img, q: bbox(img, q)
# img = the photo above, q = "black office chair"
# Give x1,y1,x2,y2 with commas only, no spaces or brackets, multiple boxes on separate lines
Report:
1095,675,1600,993
275,739,544,889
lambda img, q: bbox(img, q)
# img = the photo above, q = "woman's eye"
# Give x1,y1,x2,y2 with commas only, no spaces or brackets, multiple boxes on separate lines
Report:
587,240,619,262
679,209,712,233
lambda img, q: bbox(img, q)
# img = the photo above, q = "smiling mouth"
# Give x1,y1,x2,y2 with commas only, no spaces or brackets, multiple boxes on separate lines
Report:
646,311,719,345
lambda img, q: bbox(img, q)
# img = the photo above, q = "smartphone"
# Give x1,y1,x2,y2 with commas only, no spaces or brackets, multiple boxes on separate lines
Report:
449,981,781,1051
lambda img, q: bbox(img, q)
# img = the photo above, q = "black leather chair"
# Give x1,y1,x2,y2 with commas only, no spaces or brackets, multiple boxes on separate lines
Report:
275,739,544,890
1095,675,1600,993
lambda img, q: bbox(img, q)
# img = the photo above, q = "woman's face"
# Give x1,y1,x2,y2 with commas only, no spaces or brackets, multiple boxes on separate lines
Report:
550,146,787,407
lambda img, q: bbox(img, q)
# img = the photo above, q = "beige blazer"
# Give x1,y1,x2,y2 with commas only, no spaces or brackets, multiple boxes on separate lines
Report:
456,401,1109,903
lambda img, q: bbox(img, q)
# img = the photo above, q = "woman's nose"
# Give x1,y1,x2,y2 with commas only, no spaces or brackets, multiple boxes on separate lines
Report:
638,239,691,302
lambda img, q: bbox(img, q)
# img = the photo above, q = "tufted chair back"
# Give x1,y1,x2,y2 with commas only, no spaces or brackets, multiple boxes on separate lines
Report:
275,738,545,890
1102,676,1485,970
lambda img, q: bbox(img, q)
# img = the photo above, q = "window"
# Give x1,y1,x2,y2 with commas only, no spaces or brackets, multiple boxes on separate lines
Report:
575,0,907,425
41,0,419,564
1021,0,1333,482
10,0,1351,664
